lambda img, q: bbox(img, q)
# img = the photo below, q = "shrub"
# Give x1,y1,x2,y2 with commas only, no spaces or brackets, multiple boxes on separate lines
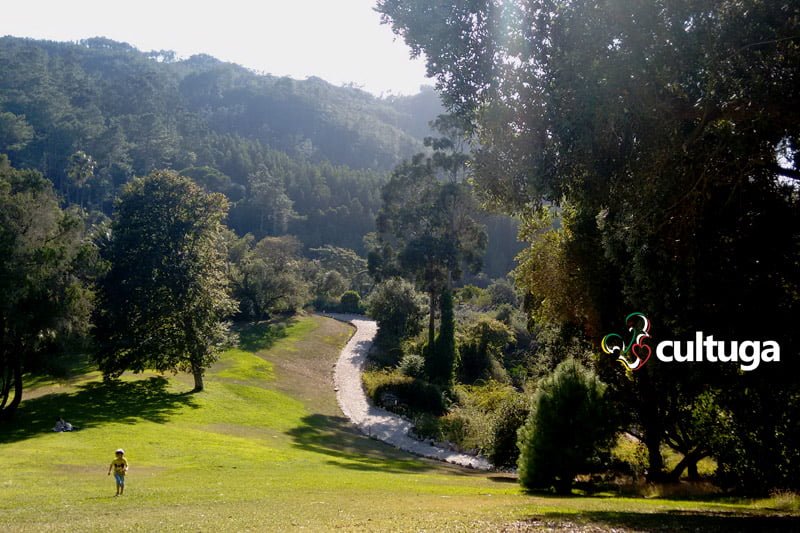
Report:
366,278,426,364
412,413,442,440
440,408,491,453
362,370,445,415
487,278,519,307
517,359,616,494
610,434,649,479
457,316,514,384
487,392,530,468
398,353,426,378
455,284,488,306
441,382,519,456
494,303,515,325
338,290,363,313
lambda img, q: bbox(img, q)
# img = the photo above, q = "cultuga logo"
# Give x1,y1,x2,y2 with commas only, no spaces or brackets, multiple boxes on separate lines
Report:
601,313,780,372
601,312,652,371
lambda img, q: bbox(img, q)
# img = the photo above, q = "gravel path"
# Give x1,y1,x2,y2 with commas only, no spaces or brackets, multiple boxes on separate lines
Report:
324,313,492,470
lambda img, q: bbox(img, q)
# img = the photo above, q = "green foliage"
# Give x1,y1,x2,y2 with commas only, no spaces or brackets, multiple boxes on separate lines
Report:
487,278,518,308
440,382,524,461
379,0,800,489
362,370,445,416
1,314,795,530
0,36,452,257
611,435,651,480
713,387,800,493
455,284,488,307
309,245,370,295
0,156,93,418
518,359,616,494
366,278,426,364
487,392,530,469
457,316,514,384
426,287,456,387
337,290,363,314
371,139,487,357
398,353,426,378
94,170,235,391
232,235,309,319
234,165,295,238
0,111,34,152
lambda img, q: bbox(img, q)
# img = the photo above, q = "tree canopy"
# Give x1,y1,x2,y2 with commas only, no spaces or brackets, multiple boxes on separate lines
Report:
378,0,800,489
0,156,92,419
95,170,235,392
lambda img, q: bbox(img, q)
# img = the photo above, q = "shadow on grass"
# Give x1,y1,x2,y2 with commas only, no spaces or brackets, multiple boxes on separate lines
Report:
287,414,446,474
235,317,297,352
527,510,800,532
0,376,198,444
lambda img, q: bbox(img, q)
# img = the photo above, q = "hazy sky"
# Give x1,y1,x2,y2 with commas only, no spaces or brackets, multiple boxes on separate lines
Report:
0,0,430,96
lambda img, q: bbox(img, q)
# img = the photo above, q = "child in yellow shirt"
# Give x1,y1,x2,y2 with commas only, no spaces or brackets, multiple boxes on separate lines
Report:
107,449,128,496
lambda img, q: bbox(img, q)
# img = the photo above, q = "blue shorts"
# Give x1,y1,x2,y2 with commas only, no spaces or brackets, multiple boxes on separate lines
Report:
114,473,125,486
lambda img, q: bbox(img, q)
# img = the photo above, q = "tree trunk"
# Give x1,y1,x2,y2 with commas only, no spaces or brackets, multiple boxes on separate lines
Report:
644,429,665,481
668,450,704,482
0,355,23,421
638,372,666,481
191,364,204,392
687,459,700,481
428,290,436,349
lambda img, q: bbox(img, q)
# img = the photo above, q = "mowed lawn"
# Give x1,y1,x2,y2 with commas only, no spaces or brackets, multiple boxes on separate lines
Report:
1,315,797,532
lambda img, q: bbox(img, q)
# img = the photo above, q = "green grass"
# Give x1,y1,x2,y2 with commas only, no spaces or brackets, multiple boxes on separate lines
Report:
1,315,797,531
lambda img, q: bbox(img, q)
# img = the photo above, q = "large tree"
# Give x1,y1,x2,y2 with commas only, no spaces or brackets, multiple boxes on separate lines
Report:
232,235,309,319
371,145,486,384
0,155,92,419
95,170,235,392
378,0,800,486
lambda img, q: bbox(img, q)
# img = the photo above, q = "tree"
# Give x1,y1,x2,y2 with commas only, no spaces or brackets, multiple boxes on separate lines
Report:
309,245,370,296
67,150,96,208
233,235,309,319
95,170,235,392
372,147,487,382
427,287,456,386
0,112,34,152
338,290,363,314
366,277,427,365
244,165,295,237
517,359,616,494
0,155,92,419
378,0,800,484
458,316,515,384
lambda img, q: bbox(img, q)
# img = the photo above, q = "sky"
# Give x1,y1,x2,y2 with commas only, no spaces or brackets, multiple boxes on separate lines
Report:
0,0,431,96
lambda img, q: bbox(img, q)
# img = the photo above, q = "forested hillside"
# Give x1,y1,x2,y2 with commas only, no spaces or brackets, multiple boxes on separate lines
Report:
0,36,448,253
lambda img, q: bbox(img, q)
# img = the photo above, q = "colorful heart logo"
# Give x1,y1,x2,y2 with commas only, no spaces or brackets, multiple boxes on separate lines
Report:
601,312,652,372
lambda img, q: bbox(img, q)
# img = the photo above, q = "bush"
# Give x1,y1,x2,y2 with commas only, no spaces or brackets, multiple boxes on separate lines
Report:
487,278,519,307
412,413,442,440
487,393,530,468
440,408,491,453
457,316,514,384
398,353,426,378
338,290,363,313
434,382,520,457
366,278,426,364
517,359,616,493
362,370,445,415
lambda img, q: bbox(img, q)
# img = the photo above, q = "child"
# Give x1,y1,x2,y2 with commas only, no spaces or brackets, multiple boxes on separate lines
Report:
107,449,128,496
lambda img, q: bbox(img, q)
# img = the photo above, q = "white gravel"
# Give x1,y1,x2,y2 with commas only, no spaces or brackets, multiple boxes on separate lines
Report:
324,313,492,470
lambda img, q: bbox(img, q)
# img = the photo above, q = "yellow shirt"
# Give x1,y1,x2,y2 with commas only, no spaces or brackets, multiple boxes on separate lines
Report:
111,457,128,475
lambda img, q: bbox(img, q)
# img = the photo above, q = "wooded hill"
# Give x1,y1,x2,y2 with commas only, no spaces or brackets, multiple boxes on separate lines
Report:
0,36,453,255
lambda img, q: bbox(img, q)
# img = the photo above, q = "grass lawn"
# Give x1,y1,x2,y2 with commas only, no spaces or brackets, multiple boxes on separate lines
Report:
1,315,797,532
